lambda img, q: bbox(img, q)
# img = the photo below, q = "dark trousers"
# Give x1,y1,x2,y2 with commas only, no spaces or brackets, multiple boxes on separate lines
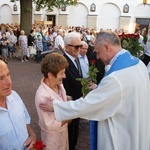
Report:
68,118,80,150
142,54,150,66
36,51,41,63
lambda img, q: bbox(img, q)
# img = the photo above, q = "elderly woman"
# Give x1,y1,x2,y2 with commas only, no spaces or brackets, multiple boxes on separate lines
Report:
18,30,28,62
7,30,17,58
35,53,70,150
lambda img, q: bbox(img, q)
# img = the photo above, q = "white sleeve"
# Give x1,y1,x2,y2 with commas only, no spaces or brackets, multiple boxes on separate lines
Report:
54,75,123,121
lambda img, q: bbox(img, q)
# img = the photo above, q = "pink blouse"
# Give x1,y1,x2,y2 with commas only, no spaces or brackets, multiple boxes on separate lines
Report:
35,78,69,150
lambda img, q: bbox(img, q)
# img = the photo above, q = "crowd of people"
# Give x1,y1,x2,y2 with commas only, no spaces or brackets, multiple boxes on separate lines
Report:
0,23,150,65
0,22,150,150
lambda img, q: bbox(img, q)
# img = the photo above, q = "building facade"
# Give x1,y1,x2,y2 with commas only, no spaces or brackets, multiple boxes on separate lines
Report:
0,0,150,33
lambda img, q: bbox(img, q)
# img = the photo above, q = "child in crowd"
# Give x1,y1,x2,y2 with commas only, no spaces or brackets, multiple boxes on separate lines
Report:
35,34,43,63
0,32,10,64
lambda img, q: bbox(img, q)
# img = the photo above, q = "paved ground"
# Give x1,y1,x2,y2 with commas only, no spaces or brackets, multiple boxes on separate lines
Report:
7,57,90,150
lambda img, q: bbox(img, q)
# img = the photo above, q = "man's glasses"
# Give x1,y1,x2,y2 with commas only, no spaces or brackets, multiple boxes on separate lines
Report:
81,47,88,50
68,44,83,49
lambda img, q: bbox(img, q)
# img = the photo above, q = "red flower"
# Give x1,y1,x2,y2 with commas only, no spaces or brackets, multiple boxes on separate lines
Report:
119,33,139,40
90,59,96,65
119,33,143,57
134,34,139,39
34,141,46,150
118,34,123,39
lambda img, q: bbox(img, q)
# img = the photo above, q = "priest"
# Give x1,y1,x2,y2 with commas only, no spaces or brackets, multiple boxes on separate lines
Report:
40,30,150,150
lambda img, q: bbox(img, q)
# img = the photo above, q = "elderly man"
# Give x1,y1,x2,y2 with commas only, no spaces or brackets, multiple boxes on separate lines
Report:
54,29,65,54
62,32,83,150
40,31,150,150
0,60,36,150
78,41,89,78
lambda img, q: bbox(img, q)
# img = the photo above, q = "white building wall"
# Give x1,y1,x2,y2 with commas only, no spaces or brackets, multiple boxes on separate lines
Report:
0,0,150,33
97,3,121,31
133,4,150,18
67,3,88,27
0,4,12,24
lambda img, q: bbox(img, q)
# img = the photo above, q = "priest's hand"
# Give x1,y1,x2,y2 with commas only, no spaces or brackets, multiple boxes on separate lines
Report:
39,100,54,112
88,81,97,90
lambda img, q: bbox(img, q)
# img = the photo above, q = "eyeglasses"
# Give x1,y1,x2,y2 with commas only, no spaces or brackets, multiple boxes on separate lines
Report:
68,44,83,49
81,47,88,50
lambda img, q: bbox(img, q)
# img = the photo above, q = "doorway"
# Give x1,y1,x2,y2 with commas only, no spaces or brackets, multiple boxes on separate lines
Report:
135,18,150,34
47,15,56,27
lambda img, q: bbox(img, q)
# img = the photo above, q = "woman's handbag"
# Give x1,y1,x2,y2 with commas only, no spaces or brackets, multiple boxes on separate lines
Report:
30,46,36,55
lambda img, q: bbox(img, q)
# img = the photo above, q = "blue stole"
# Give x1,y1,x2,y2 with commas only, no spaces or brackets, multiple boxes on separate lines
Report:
90,51,139,150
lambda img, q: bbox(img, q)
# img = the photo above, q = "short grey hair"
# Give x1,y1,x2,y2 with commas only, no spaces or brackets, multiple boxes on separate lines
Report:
64,32,81,45
57,29,63,34
20,30,25,35
95,30,121,46
81,41,88,47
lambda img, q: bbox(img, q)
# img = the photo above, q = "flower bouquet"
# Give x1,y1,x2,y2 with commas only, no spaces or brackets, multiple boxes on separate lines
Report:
77,59,99,97
118,33,143,57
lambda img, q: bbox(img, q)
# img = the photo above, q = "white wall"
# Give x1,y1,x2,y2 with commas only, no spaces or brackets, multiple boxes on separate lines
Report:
0,4,12,24
0,0,150,33
67,3,88,27
97,3,121,31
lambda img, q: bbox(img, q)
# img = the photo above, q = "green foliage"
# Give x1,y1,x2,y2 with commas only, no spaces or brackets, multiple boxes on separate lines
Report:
88,65,98,83
143,34,148,44
76,78,91,97
76,61,99,97
33,0,77,11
